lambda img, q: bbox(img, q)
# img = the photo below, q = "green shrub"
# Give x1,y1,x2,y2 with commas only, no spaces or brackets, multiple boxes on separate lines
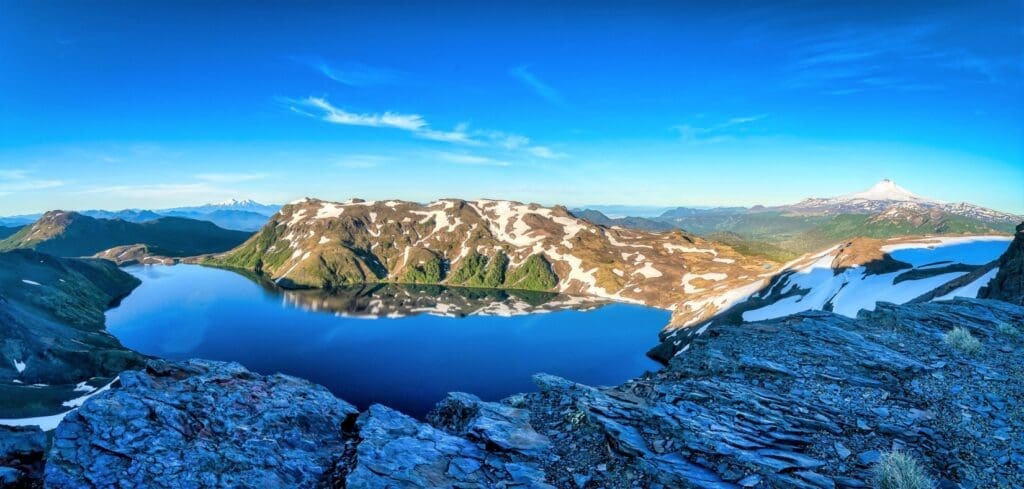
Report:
448,251,487,285
944,326,982,355
505,254,558,291
482,252,508,287
874,451,934,489
402,256,444,284
996,322,1020,337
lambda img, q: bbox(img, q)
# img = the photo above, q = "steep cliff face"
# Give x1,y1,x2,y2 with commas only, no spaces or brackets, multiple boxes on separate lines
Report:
979,222,1024,305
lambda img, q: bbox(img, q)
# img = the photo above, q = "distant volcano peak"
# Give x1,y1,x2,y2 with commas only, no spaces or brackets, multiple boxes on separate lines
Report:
836,179,933,203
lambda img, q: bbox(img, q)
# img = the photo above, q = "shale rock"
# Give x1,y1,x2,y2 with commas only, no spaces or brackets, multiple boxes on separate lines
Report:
979,221,1024,305
44,359,358,488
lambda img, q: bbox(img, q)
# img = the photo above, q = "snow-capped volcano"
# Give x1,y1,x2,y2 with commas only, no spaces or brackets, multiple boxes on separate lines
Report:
215,198,261,207
836,179,934,203
783,179,1019,225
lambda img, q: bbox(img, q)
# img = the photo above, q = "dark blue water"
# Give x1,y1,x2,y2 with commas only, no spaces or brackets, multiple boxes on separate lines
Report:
107,265,669,416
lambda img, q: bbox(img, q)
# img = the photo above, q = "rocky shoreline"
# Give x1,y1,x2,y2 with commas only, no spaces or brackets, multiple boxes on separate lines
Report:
17,296,1022,488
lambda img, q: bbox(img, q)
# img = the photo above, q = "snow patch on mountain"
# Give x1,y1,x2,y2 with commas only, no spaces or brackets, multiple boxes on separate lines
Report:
837,179,932,202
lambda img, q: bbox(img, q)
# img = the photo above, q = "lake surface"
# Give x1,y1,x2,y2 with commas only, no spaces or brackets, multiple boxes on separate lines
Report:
107,265,670,416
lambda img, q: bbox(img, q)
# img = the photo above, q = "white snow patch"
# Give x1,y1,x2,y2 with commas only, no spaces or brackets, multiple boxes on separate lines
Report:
712,258,736,264
315,202,345,219
664,243,717,255
21,280,41,286
634,263,663,278
13,360,26,373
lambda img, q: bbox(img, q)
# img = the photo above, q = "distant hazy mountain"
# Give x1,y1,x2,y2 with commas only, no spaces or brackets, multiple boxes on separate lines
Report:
647,180,1021,256
0,214,41,227
163,198,280,216
0,199,281,232
569,209,675,232
79,209,164,222
0,225,22,240
576,204,673,218
156,199,280,231
0,211,251,257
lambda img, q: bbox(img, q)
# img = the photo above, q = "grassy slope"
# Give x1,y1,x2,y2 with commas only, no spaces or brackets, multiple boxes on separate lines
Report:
0,249,144,416
0,215,251,257
0,225,22,240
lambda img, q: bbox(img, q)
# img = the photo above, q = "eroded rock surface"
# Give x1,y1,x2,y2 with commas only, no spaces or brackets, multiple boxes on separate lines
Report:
44,360,359,488
980,222,1024,305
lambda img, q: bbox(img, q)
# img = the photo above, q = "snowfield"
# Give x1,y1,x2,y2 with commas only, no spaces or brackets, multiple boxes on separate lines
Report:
739,237,1010,322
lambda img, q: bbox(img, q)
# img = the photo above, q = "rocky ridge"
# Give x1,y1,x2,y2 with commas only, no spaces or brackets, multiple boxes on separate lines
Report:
210,197,776,328
0,211,251,258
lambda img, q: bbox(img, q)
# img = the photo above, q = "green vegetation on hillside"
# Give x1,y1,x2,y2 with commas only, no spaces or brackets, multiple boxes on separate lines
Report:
210,221,291,273
448,251,510,288
504,254,558,291
447,251,557,291
0,213,251,258
401,252,445,284
1,249,143,416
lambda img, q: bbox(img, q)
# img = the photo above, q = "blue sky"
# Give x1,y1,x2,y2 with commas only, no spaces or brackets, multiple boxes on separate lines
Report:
1,1,1022,215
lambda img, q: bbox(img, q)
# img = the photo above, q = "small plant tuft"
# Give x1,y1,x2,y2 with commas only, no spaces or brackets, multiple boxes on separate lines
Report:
874,451,935,489
996,322,1020,337
944,326,981,355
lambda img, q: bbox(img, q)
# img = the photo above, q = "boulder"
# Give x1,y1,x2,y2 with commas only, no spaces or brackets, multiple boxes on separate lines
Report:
44,359,358,488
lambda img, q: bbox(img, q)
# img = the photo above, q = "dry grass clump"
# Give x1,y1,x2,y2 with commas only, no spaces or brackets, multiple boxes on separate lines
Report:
944,326,982,355
875,451,935,489
996,322,1020,337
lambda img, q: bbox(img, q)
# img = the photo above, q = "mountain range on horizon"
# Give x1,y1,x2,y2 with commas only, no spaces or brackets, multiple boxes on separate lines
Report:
0,199,282,231
576,179,1022,260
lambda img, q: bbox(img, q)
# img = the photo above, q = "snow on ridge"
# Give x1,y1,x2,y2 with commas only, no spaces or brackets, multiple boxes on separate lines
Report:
315,203,346,219
663,243,717,255
836,179,932,203
22,279,41,286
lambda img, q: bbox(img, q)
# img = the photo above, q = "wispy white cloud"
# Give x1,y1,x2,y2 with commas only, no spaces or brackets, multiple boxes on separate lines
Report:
0,169,64,193
80,183,220,200
528,146,567,159
295,56,402,87
782,21,1019,94
291,97,568,160
673,114,768,143
297,97,427,131
195,172,269,183
335,155,392,169
437,152,510,167
510,66,565,107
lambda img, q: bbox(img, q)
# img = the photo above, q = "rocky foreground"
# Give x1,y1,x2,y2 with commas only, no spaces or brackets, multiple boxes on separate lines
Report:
23,296,1022,488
